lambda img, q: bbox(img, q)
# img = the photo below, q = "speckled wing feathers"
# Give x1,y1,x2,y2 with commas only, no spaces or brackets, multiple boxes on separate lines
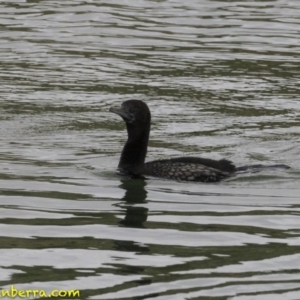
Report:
143,161,230,182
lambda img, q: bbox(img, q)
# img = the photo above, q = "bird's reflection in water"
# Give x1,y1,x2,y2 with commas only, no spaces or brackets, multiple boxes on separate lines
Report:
118,178,148,228
114,178,150,255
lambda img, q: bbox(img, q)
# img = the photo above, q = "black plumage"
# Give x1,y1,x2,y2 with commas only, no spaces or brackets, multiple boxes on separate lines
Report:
110,100,289,183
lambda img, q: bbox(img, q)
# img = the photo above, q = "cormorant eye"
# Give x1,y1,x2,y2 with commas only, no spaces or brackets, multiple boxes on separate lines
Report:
125,112,135,124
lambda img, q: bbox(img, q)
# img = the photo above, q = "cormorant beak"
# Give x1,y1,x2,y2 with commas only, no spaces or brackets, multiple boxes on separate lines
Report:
110,106,135,123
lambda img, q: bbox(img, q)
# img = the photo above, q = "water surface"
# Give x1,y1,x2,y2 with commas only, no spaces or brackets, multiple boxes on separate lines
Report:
1,0,300,299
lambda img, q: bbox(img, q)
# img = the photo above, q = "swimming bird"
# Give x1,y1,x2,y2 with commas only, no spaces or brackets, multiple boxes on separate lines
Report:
110,100,289,183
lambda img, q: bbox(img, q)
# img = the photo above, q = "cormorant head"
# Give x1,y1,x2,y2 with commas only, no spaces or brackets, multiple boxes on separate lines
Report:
110,100,151,127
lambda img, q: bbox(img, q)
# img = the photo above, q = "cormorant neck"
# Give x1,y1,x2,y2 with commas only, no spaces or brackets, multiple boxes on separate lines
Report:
118,121,150,174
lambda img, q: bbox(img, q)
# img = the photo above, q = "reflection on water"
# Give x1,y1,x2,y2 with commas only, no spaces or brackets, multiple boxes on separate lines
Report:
1,0,300,299
118,179,148,228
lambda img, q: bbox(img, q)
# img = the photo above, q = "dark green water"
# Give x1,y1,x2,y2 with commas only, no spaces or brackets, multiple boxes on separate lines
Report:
1,1,300,299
